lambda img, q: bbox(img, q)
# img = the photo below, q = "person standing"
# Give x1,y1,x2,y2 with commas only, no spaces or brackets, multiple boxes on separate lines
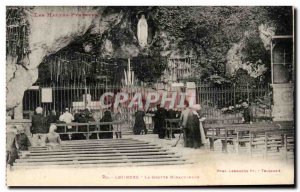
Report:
31,107,48,146
153,105,167,139
133,109,147,135
6,125,19,166
166,108,176,139
242,102,253,124
185,105,202,149
180,105,191,147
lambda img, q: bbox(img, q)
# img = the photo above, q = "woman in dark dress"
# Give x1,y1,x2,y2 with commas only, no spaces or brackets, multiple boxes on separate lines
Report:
99,110,113,139
185,105,202,148
133,110,146,135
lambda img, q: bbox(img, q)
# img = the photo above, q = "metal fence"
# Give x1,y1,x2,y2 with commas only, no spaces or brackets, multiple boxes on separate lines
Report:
22,84,152,131
23,84,122,117
195,83,272,118
23,83,272,121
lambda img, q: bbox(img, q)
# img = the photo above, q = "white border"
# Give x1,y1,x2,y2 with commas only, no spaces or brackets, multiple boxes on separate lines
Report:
0,0,298,191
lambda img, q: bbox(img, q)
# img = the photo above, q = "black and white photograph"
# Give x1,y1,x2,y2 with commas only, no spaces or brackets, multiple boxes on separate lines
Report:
5,4,295,186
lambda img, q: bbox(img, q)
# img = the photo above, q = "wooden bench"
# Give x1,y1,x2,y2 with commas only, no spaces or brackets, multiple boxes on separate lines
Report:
206,121,294,159
205,121,282,153
252,116,273,122
248,128,294,161
235,121,294,155
55,121,123,140
204,117,295,161
203,117,243,152
283,131,295,162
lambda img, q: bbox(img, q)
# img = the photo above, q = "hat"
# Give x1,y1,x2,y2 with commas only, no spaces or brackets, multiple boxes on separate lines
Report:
65,108,69,112
35,107,43,114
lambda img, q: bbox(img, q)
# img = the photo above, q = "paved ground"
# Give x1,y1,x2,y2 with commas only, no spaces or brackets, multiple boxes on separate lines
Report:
7,134,294,186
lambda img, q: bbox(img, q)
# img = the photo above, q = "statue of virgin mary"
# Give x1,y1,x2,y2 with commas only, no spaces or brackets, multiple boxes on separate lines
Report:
137,14,148,48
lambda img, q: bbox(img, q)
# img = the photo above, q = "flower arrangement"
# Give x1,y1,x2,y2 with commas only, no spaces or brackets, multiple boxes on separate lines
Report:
221,102,248,114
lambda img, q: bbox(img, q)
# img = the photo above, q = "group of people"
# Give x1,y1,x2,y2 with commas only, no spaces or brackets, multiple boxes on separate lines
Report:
30,107,115,143
6,123,61,167
132,106,181,137
132,104,205,149
6,106,115,166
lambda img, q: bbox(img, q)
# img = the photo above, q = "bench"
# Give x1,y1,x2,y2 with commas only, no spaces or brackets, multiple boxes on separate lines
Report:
235,121,294,155
205,121,282,153
203,116,243,152
247,128,294,161
205,121,294,159
55,121,123,140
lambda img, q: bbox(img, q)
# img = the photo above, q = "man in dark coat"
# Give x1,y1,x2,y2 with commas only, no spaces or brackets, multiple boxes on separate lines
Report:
31,107,48,146
133,110,146,135
153,105,167,139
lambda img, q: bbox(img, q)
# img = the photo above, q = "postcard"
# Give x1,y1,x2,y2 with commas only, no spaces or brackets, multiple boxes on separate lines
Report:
6,6,295,186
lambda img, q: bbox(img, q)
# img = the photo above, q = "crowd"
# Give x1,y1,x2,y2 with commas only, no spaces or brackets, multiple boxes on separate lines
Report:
29,107,116,142
6,99,255,167
28,103,207,148
6,124,61,167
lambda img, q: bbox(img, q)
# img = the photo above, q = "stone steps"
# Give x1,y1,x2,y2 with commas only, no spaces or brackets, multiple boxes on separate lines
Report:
13,138,187,169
